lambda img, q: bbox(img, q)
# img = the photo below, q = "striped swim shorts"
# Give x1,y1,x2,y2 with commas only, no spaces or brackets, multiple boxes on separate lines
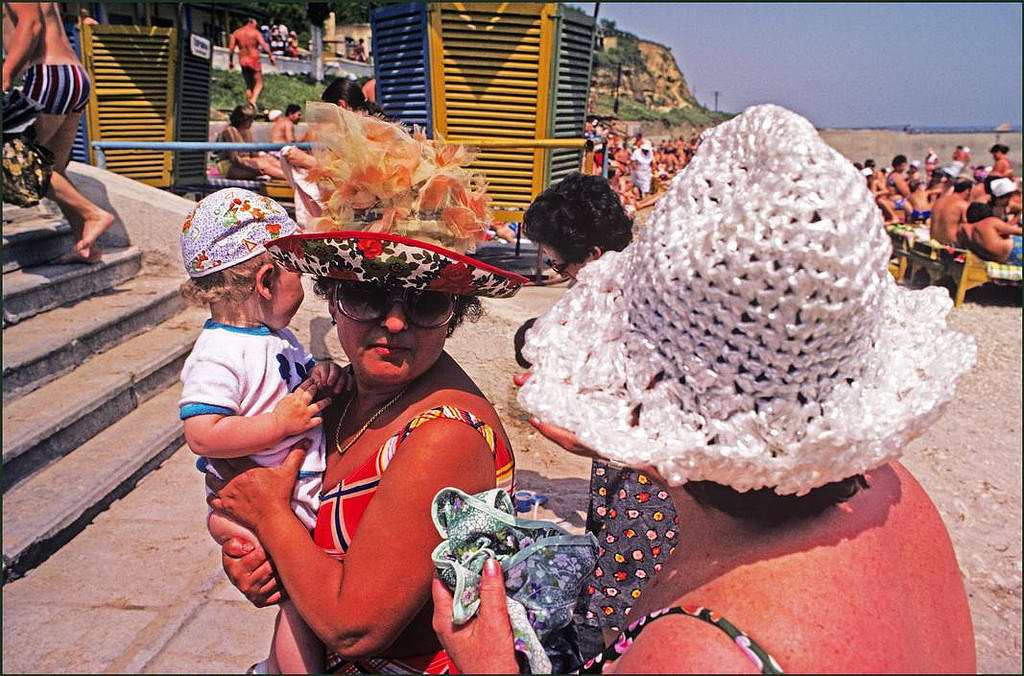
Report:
21,63,92,115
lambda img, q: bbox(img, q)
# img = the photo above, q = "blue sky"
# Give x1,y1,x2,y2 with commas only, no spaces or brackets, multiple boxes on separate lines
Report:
577,2,1022,128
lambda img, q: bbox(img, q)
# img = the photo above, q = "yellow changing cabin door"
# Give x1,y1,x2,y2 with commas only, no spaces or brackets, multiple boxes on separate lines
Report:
429,2,556,218
81,25,177,187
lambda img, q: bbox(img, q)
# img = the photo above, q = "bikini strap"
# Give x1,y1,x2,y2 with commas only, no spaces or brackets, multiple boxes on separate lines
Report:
579,605,783,674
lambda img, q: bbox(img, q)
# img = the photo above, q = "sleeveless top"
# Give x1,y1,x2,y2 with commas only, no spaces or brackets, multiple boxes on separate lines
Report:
314,405,517,674
578,605,783,674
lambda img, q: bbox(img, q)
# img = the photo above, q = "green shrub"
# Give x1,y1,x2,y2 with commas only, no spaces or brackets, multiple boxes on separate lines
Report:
209,71,369,117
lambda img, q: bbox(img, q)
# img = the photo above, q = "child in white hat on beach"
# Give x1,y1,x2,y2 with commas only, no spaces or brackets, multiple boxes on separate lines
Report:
178,188,347,673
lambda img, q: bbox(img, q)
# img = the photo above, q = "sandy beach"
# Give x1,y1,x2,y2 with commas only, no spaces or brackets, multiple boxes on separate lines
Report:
820,129,1022,177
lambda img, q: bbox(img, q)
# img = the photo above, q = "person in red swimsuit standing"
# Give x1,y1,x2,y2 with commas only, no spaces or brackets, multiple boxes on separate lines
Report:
205,109,527,674
228,18,275,108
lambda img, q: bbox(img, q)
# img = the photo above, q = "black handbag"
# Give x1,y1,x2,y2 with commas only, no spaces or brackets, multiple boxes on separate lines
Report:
2,91,55,207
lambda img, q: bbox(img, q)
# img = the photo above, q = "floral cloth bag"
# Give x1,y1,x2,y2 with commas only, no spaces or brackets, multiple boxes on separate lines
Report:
432,487,599,673
2,90,54,207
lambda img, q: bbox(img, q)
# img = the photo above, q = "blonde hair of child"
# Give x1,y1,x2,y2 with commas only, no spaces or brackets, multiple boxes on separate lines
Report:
179,251,279,306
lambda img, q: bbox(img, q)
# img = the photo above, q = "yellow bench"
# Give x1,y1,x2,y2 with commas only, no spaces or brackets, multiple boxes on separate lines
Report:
885,224,1018,307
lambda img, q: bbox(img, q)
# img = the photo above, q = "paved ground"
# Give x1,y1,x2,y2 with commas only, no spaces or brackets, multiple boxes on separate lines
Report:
2,443,275,673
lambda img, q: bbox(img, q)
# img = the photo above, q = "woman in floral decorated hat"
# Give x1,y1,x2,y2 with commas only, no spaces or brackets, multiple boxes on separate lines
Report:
206,105,529,674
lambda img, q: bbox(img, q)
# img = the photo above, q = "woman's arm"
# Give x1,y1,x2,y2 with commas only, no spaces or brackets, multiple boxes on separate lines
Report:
215,417,498,659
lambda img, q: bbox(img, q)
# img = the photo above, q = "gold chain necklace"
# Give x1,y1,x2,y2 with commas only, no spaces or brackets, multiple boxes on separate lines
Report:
334,387,409,456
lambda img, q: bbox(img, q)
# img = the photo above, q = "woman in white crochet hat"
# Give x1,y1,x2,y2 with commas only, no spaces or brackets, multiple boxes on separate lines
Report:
432,104,977,673
205,106,529,674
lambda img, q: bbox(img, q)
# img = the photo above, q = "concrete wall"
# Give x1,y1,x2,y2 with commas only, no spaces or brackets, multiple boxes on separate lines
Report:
210,46,373,80
65,162,194,274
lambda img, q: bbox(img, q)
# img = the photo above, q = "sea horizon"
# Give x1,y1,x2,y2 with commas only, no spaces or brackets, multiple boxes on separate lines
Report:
819,124,1022,134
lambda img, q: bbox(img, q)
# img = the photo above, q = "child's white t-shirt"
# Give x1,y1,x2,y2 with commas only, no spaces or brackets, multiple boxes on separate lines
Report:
179,320,326,529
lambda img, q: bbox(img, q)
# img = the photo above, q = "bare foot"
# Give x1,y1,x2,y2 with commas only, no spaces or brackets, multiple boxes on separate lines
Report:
75,208,115,256
50,247,103,265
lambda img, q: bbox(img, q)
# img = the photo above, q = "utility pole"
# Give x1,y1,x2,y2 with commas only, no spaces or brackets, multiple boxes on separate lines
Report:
713,90,720,112
614,62,623,114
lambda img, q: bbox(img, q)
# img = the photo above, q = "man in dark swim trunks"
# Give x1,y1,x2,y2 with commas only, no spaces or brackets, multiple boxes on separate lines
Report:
228,18,275,107
2,1,113,262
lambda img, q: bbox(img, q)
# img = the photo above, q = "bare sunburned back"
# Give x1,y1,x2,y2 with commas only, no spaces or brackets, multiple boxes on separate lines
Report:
3,2,79,67
930,192,967,244
231,24,264,64
907,187,930,213
624,463,975,673
269,117,295,144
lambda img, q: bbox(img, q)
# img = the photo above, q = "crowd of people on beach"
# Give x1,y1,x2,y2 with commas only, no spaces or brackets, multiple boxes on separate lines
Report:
260,22,300,59
585,118,704,216
859,144,1021,266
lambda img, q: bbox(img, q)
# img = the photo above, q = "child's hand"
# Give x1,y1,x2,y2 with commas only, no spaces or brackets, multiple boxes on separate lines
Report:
272,379,331,437
307,361,352,396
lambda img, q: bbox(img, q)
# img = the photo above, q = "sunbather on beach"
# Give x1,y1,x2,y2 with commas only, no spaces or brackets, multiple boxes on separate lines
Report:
959,201,1023,265
905,180,932,224
989,177,1021,227
930,179,972,245
953,145,971,165
886,155,912,214
988,144,1013,179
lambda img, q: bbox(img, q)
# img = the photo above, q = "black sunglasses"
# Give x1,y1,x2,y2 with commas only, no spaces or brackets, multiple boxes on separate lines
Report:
331,283,456,328
544,257,572,277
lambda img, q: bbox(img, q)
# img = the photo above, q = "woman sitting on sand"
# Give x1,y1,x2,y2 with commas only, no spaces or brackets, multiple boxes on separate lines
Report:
205,106,528,673
433,104,977,673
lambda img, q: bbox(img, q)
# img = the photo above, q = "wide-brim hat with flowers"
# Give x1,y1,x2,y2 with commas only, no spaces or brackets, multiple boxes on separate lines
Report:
267,230,526,297
518,104,977,496
264,102,527,297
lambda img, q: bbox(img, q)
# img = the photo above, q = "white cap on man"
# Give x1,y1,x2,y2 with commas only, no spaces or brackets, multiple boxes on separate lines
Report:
641,140,653,151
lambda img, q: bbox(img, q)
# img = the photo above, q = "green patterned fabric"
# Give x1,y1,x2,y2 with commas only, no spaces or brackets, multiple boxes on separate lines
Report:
2,131,54,208
431,487,599,673
985,260,1023,281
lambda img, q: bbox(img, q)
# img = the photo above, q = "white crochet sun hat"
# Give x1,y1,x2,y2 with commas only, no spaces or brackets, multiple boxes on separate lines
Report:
518,104,977,496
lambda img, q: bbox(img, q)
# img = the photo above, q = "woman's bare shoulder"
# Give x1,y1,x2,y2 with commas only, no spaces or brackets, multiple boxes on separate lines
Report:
688,463,974,672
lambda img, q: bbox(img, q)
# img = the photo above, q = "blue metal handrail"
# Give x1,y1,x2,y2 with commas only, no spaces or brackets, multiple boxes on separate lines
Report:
89,141,316,170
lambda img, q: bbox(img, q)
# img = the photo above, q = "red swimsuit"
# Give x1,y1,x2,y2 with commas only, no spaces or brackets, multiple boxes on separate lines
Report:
314,405,517,673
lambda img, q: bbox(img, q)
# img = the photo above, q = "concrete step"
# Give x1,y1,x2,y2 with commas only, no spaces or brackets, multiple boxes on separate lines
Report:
2,306,207,492
2,274,186,403
2,246,142,326
1,215,75,273
2,384,186,582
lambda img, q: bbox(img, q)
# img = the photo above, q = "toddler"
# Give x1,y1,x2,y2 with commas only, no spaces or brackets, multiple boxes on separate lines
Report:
178,188,343,674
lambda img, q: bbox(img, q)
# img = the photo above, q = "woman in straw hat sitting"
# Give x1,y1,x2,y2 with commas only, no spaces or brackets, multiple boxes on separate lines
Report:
206,105,528,673
432,105,976,673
